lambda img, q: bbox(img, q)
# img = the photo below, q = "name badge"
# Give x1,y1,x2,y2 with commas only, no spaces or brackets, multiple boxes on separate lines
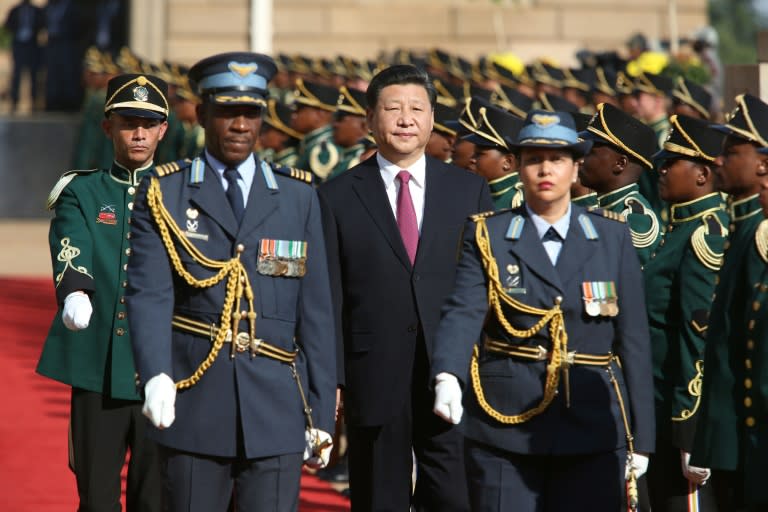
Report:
258,239,307,277
582,281,618,317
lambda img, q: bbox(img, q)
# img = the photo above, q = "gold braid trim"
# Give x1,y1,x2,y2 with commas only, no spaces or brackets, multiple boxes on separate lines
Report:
55,237,93,286
691,217,727,271
756,219,768,264
511,183,525,209
469,217,568,424
622,198,660,249
672,360,704,422
146,177,257,390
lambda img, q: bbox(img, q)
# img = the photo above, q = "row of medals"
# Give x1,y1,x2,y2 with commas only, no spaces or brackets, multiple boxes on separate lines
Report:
584,298,619,317
257,257,306,277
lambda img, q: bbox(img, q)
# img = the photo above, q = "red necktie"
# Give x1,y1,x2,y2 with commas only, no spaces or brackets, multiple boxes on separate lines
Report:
396,170,419,264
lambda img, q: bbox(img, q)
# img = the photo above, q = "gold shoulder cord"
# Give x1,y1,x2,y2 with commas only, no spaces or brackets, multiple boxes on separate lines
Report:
147,177,256,390
671,360,704,422
756,219,768,264
469,217,568,424
511,183,524,209
622,199,659,249
691,217,727,271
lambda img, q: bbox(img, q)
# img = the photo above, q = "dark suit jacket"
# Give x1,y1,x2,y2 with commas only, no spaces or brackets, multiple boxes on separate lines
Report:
431,205,655,455
126,156,336,458
319,154,493,426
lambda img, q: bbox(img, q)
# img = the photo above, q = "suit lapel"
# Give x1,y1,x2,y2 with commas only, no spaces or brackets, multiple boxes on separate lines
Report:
351,157,412,270
556,208,597,289
189,165,239,238
508,216,564,294
414,161,448,269
238,159,279,239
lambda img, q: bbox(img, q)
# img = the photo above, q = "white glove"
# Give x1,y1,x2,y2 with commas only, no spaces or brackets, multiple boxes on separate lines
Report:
433,372,463,425
62,291,92,331
680,450,711,485
625,453,649,480
304,428,333,469
143,373,176,429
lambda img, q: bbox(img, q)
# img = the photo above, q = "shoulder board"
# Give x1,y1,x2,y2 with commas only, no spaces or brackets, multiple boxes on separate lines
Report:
46,169,99,210
271,164,314,185
155,159,191,178
470,208,509,222
624,197,647,215
702,212,726,238
588,208,626,223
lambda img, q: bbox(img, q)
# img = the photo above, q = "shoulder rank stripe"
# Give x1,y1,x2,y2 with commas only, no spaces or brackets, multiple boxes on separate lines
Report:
470,210,496,222
190,157,205,183
46,169,99,210
590,208,627,223
261,161,279,190
505,215,525,240
578,214,599,240
270,164,314,185
156,161,181,177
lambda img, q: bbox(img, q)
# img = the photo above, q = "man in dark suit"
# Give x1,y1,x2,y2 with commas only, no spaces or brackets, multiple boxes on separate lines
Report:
430,110,655,511
319,64,493,511
3,0,43,112
126,52,336,512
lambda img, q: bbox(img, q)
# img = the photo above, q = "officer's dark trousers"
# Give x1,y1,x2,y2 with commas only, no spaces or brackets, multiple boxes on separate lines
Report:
647,440,718,511
70,388,162,512
347,340,470,512
464,439,625,512
158,446,303,512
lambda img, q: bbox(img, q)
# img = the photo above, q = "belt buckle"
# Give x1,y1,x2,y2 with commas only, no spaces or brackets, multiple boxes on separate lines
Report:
224,329,251,353
534,345,548,360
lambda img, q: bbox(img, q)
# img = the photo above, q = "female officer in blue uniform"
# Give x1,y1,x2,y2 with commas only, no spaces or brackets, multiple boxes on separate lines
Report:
430,110,655,511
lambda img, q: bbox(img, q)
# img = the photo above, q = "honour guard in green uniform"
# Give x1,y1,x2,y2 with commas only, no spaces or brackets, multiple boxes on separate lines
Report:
292,78,341,181
462,102,525,210
173,65,206,160
431,110,654,511
425,102,459,163
448,96,491,172
692,93,768,511
37,73,170,512
580,102,663,267
671,77,712,121
644,114,727,511
259,97,302,167
327,85,368,180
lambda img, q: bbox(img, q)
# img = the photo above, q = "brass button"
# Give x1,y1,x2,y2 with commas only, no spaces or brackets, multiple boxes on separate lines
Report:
762,284,768,293
236,244,245,253
746,416,756,427
745,378,753,389
126,232,132,239
123,264,127,271
753,301,761,312
724,241,731,250
125,248,132,256
749,320,756,330
747,339,755,350
128,202,134,210
554,296,563,305
128,186,136,196
119,296,126,304
116,327,125,336
117,311,126,320
127,217,132,224
745,396,753,407
122,280,128,288
714,275,720,285
746,358,753,369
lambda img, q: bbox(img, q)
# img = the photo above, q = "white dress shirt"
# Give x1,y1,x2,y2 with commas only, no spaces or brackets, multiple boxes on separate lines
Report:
206,150,256,207
377,153,426,231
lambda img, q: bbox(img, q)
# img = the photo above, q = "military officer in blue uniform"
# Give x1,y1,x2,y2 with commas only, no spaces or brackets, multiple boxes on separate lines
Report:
643,114,727,511
431,110,655,511
692,93,768,512
37,73,169,512
125,52,336,512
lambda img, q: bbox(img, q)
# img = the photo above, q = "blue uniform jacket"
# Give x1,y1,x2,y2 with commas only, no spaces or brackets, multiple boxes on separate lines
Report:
126,156,336,459
431,205,655,455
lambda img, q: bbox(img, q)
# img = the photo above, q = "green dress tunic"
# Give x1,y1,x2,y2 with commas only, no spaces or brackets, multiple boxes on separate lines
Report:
295,124,340,182
643,193,728,449
488,173,524,210
36,162,153,400
597,183,662,268
328,143,366,180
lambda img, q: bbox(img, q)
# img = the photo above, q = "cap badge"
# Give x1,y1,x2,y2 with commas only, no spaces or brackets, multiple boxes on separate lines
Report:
228,61,258,78
132,85,149,102
531,113,559,128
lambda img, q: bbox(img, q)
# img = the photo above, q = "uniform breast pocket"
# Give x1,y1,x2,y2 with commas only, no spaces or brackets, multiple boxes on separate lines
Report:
258,273,301,322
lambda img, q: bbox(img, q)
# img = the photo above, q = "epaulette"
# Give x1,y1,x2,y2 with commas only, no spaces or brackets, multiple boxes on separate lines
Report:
755,219,768,264
703,212,725,237
271,164,314,185
155,159,190,177
625,197,647,215
470,209,508,222
46,169,99,210
588,208,626,223
691,214,728,271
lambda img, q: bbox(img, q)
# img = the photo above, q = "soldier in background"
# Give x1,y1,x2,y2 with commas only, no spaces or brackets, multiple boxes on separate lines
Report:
327,85,368,180
671,77,713,121
692,94,768,512
37,73,169,512
292,78,341,181
258,97,302,167
172,65,205,160
644,114,727,511
425,103,459,163
580,102,662,267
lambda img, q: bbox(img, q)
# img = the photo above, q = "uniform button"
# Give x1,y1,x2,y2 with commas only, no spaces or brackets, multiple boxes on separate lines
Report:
128,186,136,196
728,224,735,232
236,244,245,253
747,339,755,350
554,296,563,305
745,396,753,407
714,275,720,285
117,311,126,320
120,296,126,304
746,416,756,427
128,202,134,210
127,217,132,224
762,284,768,293
116,327,125,336
658,239,665,247
122,280,128,288
126,232,132,239
407,324,417,332
753,301,761,312
123,263,128,271
125,248,132,256
745,378,753,389
746,358,753,369
413,274,420,281
749,320,755,330
723,241,730,250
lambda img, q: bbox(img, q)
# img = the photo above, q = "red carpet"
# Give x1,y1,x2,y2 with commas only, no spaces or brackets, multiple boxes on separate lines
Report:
0,277,349,512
